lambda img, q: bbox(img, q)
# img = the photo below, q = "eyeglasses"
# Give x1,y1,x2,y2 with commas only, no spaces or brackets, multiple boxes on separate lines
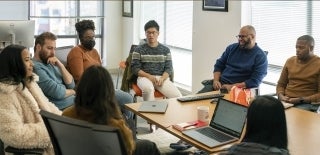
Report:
146,31,158,35
236,34,251,39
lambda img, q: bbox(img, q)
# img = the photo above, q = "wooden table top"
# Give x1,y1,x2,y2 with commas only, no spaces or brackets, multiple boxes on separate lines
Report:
125,93,320,154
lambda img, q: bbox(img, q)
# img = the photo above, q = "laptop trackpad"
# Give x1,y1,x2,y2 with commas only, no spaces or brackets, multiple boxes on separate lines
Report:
183,130,220,147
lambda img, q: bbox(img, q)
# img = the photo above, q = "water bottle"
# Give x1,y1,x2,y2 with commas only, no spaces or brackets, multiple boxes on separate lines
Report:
317,106,320,114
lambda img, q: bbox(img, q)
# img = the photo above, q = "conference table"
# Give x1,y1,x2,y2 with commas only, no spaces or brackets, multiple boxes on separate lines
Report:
125,92,320,154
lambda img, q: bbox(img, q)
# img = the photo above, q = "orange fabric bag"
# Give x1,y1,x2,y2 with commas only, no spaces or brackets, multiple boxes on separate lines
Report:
229,86,254,107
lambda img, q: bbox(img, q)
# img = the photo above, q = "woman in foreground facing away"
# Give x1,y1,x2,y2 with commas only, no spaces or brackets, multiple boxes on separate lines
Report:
220,95,289,155
0,45,61,155
62,65,160,155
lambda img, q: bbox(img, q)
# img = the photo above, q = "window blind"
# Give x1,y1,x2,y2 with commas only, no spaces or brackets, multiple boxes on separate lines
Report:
140,1,192,50
140,1,193,87
251,1,319,67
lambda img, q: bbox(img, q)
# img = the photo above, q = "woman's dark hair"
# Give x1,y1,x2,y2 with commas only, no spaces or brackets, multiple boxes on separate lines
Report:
74,65,122,124
243,95,288,149
75,19,95,39
0,44,32,89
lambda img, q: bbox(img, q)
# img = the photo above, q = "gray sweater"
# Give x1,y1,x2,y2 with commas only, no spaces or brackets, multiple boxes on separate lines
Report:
131,43,173,76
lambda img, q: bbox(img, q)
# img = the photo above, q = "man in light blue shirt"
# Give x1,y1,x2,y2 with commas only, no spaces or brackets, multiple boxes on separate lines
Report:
33,32,75,110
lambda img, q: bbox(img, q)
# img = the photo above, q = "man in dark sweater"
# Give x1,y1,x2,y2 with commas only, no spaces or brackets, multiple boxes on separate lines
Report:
198,25,268,93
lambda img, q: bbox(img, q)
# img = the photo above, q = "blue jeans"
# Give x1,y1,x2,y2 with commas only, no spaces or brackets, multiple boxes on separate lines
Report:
115,89,134,119
294,103,320,112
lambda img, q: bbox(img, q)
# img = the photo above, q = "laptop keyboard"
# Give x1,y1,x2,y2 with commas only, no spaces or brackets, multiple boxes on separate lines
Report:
197,127,233,142
177,94,225,102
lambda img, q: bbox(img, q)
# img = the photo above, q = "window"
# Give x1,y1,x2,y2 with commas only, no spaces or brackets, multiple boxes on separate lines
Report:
249,1,320,84
29,0,104,57
140,1,193,90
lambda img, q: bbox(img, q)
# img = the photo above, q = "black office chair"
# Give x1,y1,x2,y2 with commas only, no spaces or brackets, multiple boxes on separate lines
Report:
39,110,127,155
0,139,4,155
91,125,127,155
55,45,74,66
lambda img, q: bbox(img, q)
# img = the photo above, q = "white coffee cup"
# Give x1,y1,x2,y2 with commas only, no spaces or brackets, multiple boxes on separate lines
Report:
197,106,209,123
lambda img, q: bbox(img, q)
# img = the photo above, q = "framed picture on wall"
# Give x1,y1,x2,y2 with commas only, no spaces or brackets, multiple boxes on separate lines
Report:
122,0,133,17
203,0,228,12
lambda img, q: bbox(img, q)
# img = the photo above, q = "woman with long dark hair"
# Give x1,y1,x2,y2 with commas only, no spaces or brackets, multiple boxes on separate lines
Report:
220,95,289,155
63,65,160,155
0,45,61,155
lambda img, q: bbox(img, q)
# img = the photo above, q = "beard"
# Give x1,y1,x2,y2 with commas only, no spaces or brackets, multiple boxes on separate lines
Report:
39,49,53,64
239,38,251,49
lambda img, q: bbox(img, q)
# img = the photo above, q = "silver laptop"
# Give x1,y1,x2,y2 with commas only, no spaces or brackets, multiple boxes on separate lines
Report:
138,100,168,113
182,98,247,148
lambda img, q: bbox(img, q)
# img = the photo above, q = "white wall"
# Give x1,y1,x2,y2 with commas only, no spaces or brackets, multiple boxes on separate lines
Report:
105,1,144,69
121,18,134,59
191,1,241,93
104,1,123,69
121,1,142,62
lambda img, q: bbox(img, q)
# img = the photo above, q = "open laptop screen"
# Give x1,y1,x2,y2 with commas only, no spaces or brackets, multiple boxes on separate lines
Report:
210,98,247,137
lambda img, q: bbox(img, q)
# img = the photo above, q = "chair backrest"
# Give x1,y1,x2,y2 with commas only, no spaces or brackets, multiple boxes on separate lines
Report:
0,139,4,155
90,125,127,155
55,45,74,66
40,110,127,155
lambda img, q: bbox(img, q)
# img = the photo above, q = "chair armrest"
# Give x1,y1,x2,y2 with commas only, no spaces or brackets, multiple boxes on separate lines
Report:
5,146,44,155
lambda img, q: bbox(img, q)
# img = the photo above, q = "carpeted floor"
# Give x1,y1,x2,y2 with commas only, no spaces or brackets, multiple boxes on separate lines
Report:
111,71,196,154
136,116,196,155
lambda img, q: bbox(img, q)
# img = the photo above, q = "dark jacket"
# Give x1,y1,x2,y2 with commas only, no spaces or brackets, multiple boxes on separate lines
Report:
120,51,137,92
219,142,289,155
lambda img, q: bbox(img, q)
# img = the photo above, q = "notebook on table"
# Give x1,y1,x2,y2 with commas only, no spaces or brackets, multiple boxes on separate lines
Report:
182,98,247,148
138,100,168,113
281,101,294,109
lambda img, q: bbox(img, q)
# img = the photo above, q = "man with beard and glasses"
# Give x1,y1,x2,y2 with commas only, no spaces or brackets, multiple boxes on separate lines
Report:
67,19,135,121
277,35,320,112
33,32,75,110
198,25,268,93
